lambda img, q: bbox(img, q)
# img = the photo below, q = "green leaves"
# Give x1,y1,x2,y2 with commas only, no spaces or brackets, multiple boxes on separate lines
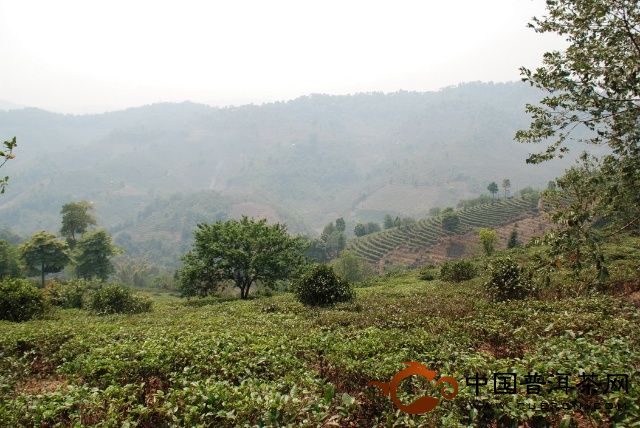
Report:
179,216,305,299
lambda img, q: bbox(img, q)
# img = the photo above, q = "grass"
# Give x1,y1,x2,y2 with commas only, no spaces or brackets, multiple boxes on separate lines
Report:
1,245,640,427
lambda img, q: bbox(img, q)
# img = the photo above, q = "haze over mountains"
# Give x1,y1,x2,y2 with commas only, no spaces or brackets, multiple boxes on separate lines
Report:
0,81,579,264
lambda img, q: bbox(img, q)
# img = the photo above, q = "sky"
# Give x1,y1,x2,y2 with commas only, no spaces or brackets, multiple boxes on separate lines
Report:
0,0,564,114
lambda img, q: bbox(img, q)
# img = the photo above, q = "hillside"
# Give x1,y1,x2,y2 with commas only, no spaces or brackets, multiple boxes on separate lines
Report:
348,196,549,269
0,82,581,242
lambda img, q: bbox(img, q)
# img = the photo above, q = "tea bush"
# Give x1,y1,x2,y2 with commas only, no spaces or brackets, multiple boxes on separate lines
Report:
418,266,436,281
439,259,477,282
294,264,354,306
484,256,534,301
87,283,152,314
0,278,47,321
44,279,93,308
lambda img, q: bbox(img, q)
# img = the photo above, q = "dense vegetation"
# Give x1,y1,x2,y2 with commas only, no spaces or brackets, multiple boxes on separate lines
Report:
1,238,639,426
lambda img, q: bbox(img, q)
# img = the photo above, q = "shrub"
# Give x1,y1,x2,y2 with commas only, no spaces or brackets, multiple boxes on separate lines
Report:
0,278,47,322
439,260,477,282
418,267,436,281
294,264,354,307
88,284,152,314
44,279,93,308
484,257,534,301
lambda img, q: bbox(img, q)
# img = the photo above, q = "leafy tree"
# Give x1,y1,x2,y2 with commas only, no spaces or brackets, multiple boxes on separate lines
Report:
516,0,640,280
487,182,499,200
507,228,520,249
324,230,346,259
20,231,70,288
547,180,557,191
441,210,460,232
0,240,22,278
365,222,381,234
320,222,336,241
354,223,367,237
383,214,394,229
60,201,97,247
303,237,329,263
0,136,17,194
393,216,402,227
502,179,511,199
74,230,120,281
331,250,373,283
335,217,346,232
178,217,304,299
478,228,498,256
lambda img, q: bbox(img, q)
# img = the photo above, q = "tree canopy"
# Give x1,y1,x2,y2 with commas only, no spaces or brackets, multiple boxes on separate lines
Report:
517,0,640,279
60,201,97,246
179,217,305,299
19,231,70,287
75,230,119,280
0,136,17,194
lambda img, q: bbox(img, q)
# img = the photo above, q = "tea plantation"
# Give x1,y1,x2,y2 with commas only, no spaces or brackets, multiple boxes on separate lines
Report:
2,238,640,427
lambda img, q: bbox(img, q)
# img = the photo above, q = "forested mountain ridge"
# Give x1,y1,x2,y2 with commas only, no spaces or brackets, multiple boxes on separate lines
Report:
0,82,580,264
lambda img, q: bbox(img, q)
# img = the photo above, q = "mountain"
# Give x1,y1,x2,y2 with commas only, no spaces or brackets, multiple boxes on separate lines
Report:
0,81,583,264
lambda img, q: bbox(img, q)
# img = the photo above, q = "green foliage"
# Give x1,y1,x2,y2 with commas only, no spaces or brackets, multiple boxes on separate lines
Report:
335,217,345,232
383,214,394,229
330,250,373,283
19,231,70,288
0,278,46,321
418,266,436,281
60,201,96,246
0,136,17,194
487,182,499,199
74,230,119,280
179,217,304,299
441,210,460,232
293,264,354,306
353,223,366,237
478,228,498,256
43,279,93,309
516,0,640,281
507,228,520,249
484,257,534,302
456,195,491,210
0,240,22,278
439,259,477,282
87,283,152,315
353,221,380,237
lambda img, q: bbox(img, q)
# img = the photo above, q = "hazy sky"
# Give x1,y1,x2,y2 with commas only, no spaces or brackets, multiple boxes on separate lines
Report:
0,0,564,114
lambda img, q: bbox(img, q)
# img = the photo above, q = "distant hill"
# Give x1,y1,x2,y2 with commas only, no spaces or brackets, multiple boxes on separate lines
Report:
0,82,583,264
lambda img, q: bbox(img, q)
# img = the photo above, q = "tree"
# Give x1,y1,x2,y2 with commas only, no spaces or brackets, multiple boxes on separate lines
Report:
478,228,498,256
178,217,304,299
303,237,329,263
516,0,640,279
365,222,381,234
335,217,346,232
547,180,557,191
383,214,394,229
331,250,373,283
0,136,17,194
324,230,346,259
507,228,520,249
0,240,22,278
20,231,70,288
441,210,460,233
74,230,119,280
60,201,97,247
394,216,402,227
502,179,511,199
354,223,367,237
487,182,499,200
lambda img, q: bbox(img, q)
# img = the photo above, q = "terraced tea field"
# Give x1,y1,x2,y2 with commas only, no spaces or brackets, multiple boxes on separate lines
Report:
348,197,543,269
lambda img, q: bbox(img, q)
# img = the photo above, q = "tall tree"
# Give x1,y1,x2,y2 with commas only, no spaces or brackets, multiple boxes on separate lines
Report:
75,230,119,280
478,228,498,256
502,179,511,199
487,182,499,200
335,217,346,232
0,240,22,278
516,0,640,278
383,214,394,229
354,223,367,237
178,217,304,299
0,136,17,194
20,231,70,288
60,201,97,247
